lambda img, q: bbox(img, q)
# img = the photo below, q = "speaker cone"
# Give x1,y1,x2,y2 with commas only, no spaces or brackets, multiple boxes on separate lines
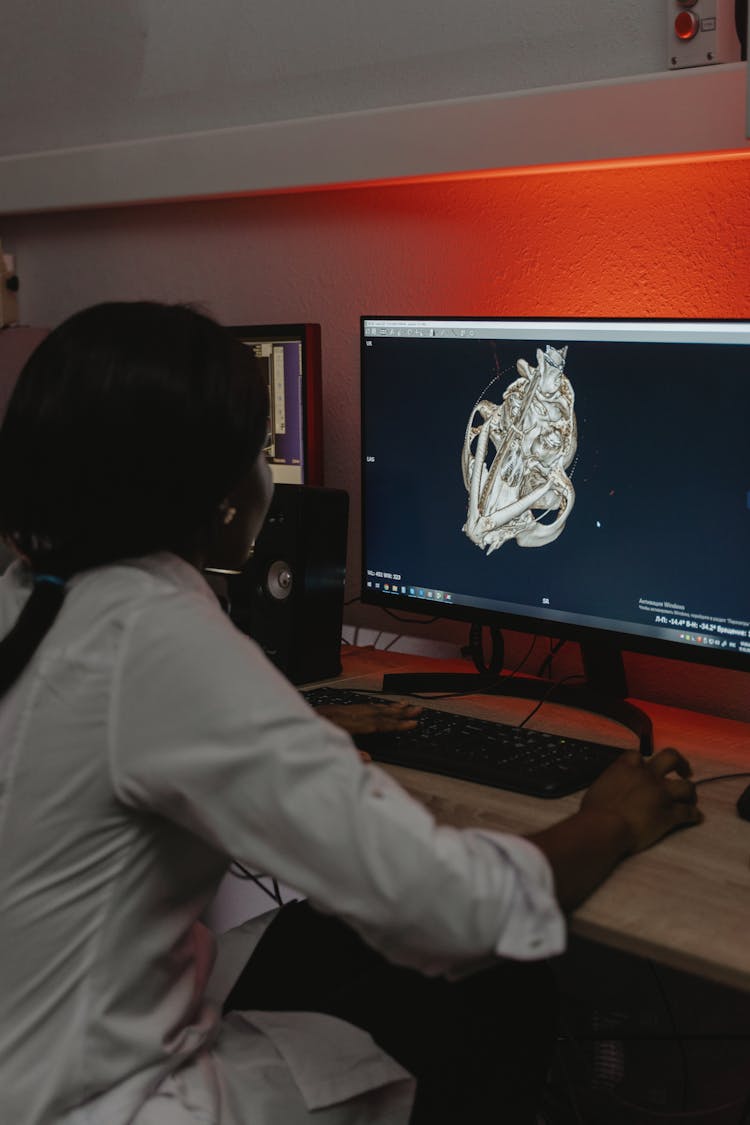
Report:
267,559,293,600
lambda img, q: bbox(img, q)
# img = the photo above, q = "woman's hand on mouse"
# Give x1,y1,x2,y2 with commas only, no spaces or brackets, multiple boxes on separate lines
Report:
529,746,702,911
580,746,702,854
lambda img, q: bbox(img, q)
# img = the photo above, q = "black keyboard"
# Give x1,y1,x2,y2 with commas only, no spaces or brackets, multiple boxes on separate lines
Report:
302,686,624,799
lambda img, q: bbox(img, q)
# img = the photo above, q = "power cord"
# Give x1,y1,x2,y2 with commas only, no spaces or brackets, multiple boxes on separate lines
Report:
536,638,567,679
382,608,440,625
517,673,586,728
342,593,440,625
694,771,750,787
228,861,287,907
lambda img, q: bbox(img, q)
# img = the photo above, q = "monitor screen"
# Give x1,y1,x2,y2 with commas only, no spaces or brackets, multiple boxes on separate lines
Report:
361,316,750,673
227,323,323,485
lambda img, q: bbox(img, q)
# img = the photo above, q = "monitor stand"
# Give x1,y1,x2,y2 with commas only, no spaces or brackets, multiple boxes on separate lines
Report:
381,627,653,756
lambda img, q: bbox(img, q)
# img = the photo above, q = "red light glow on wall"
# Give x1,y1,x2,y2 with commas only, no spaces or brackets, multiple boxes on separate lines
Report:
285,147,750,323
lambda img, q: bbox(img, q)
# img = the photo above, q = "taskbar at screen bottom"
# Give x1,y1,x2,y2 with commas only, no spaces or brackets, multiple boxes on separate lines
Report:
361,581,750,659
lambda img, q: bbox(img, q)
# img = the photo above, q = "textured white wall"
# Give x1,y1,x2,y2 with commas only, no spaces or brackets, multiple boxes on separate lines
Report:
2,4,744,215
0,0,665,157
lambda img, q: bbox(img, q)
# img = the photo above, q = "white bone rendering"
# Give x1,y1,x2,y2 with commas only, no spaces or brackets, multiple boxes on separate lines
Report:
462,345,577,554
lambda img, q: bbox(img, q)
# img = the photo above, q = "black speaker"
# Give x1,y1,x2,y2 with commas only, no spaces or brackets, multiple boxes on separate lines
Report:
228,484,349,684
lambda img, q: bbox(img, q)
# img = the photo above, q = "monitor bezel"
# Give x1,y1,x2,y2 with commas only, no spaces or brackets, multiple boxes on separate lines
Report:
227,322,323,486
359,313,750,675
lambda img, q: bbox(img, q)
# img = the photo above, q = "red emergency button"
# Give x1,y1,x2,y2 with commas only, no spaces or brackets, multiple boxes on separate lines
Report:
674,10,699,39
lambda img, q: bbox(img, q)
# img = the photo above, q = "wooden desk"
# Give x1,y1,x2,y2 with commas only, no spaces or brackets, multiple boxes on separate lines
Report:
325,646,750,994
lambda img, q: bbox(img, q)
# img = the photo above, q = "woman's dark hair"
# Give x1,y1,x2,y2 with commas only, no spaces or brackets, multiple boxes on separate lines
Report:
0,300,269,695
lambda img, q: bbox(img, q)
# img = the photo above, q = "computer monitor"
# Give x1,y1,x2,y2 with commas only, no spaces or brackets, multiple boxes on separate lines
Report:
360,315,750,701
227,323,323,485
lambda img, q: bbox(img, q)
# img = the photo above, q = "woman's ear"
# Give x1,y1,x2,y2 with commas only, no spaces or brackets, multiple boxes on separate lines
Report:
203,498,245,574
203,455,273,575
219,500,238,527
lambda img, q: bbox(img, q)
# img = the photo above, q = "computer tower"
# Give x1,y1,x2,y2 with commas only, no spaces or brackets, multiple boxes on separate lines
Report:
228,484,349,684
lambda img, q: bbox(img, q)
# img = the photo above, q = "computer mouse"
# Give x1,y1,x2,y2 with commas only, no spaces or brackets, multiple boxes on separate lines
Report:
736,784,750,822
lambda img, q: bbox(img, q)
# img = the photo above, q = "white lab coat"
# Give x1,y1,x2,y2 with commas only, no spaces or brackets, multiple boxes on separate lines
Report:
0,554,565,1124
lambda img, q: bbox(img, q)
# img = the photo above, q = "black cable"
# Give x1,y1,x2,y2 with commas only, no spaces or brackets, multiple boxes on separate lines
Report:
344,587,442,625
516,673,586,728
536,637,566,679
694,771,750,787
465,622,504,676
382,608,440,625
488,634,538,686
229,861,285,906
343,593,439,624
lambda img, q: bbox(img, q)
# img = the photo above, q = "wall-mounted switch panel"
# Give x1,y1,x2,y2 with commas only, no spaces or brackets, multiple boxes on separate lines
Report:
668,0,742,68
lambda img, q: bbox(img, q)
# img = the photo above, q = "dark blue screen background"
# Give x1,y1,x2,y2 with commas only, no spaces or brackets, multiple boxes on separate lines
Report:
362,335,750,630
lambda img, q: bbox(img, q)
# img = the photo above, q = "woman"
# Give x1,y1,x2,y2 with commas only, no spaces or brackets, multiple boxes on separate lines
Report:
0,302,701,1125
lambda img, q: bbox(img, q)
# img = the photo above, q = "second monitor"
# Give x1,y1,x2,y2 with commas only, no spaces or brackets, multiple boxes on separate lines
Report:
227,323,323,485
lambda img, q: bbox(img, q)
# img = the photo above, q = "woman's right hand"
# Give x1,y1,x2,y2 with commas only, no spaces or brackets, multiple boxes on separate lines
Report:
529,746,703,911
580,746,702,854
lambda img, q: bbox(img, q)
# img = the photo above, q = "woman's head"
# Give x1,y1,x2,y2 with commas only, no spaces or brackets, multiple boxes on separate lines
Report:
0,301,270,575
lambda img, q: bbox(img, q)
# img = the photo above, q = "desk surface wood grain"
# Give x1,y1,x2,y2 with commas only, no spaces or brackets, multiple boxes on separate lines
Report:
322,647,750,993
